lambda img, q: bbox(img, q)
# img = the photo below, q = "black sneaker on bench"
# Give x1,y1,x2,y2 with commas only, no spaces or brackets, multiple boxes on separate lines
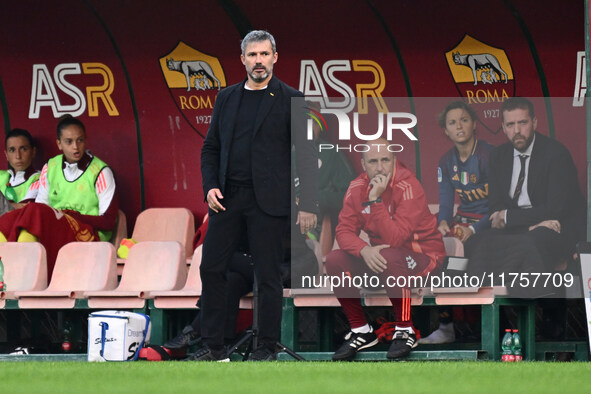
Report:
332,327,378,361
387,328,418,360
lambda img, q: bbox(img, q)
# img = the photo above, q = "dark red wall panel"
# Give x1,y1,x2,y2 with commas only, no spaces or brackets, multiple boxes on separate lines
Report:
0,0,585,227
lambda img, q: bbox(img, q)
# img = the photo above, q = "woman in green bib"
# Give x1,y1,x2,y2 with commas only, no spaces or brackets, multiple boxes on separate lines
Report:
0,116,118,276
0,129,40,213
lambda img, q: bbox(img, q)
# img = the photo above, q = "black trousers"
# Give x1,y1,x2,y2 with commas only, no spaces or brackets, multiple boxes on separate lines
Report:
192,252,254,341
467,227,565,298
200,184,288,349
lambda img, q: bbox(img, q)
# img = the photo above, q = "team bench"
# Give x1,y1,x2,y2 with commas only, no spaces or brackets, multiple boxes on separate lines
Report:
278,231,587,361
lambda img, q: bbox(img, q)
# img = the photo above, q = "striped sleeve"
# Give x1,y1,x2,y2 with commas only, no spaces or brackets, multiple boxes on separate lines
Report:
34,164,50,205
396,180,414,201
95,167,116,215
22,173,41,201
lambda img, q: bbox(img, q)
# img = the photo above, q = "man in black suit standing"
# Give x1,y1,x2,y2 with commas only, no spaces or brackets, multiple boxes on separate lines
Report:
193,30,318,361
469,97,585,300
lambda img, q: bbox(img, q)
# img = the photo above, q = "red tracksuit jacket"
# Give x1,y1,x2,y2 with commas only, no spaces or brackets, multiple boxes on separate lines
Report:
335,159,446,274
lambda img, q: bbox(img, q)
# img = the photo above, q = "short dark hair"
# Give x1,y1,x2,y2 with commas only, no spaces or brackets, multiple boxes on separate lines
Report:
5,128,35,148
56,115,86,139
241,30,276,54
501,97,535,120
437,101,478,129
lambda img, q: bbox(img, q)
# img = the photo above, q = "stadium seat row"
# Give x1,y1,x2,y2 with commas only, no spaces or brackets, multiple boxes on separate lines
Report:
0,206,549,360
0,207,198,308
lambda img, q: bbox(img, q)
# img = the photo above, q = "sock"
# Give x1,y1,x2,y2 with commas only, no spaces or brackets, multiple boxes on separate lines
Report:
0,232,6,243
419,322,455,344
395,325,415,334
351,324,371,334
17,229,38,242
338,298,368,329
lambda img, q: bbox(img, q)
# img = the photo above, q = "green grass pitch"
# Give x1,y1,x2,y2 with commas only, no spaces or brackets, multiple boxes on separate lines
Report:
1,361,590,393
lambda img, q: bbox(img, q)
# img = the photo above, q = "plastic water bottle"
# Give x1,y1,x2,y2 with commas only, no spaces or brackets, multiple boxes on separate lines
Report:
501,328,514,362
0,256,5,291
62,318,73,352
512,329,522,362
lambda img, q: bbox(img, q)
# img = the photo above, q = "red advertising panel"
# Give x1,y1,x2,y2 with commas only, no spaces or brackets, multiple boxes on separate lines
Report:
0,0,585,226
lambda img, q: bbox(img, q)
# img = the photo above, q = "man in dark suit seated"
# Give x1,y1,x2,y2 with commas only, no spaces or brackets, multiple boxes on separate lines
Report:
468,98,585,324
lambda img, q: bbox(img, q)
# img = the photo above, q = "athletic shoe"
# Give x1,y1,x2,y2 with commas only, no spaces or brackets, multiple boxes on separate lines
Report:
418,322,455,344
332,327,379,361
387,328,418,359
163,325,201,349
184,346,229,362
247,345,278,361
8,347,30,355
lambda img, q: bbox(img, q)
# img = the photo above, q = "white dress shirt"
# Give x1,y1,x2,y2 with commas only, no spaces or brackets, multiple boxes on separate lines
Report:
508,134,535,209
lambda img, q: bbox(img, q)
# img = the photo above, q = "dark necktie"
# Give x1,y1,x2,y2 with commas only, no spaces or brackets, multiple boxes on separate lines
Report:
512,154,529,203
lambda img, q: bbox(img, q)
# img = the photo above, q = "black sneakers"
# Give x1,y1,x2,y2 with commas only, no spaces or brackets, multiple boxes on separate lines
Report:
332,327,379,361
247,345,278,361
184,346,229,362
387,328,418,359
163,325,201,350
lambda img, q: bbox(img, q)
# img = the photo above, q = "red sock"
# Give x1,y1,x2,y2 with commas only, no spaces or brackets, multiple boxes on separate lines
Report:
338,298,368,329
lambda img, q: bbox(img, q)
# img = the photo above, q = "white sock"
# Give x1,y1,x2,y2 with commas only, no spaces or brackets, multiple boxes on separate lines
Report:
351,324,371,334
418,322,455,344
395,325,415,334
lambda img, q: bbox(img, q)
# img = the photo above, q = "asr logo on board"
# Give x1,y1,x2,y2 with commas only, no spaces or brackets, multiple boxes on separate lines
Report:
28,62,119,119
445,35,515,135
159,41,227,137
299,59,389,115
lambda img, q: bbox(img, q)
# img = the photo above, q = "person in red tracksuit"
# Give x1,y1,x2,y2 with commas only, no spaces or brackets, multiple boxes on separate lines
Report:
325,138,445,361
